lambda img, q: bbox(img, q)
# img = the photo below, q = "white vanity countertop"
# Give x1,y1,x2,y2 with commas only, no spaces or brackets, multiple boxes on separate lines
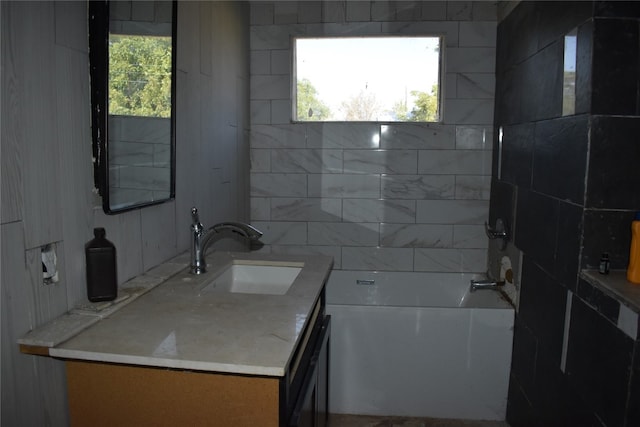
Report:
48,251,333,377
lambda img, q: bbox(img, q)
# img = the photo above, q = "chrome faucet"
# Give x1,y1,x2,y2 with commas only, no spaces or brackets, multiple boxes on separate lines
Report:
190,207,263,275
470,279,505,293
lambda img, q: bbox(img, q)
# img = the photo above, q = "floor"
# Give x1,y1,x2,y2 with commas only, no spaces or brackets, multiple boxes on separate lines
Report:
329,414,510,427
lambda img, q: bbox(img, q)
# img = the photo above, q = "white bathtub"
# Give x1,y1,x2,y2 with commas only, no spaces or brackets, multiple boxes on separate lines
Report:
326,270,514,421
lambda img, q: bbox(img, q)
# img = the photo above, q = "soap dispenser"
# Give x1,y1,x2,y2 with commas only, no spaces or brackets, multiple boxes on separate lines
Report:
627,213,640,284
85,227,117,302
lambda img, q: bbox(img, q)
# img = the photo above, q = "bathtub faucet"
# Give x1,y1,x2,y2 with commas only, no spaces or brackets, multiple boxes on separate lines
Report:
470,279,505,293
190,206,263,275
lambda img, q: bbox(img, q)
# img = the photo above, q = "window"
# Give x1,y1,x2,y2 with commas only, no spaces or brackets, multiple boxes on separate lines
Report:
294,36,442,122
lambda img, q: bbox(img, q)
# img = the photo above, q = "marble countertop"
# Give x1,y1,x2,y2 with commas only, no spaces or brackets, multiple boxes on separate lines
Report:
46,251,333,377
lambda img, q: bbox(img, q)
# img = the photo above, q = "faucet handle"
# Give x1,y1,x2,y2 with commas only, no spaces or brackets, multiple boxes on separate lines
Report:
191,207,200,224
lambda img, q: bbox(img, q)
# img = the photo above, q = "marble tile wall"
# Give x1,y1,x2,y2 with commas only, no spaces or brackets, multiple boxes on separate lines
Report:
249,1,497,273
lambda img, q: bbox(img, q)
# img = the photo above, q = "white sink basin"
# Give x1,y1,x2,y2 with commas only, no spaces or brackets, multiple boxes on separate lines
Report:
202,263,303,295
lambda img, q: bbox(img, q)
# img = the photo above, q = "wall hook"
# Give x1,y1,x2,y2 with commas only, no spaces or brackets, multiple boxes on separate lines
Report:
485,218,509,251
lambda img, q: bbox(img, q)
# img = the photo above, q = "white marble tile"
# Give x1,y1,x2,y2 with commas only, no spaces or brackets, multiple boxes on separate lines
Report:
443,99,494,125
298,2,322,24
250,100,270,125
453,224,488,248
307,123,380,149
414,248,487,273
251,221,307,245
380,223,452,248
447,47,496,73
272,149,343,173
271,197,342,221
343,150,417,174
445,72,458,98
381,175,455,200
308,174,380,198
109,141,154,167
456,73,495,99
153,143,171,168
416,200,489,224
250,173,307,197
459,21,497,47
250,124,306,148
118,165,171,191
249,3,274,25
418,150,492,175
342,247,414,271
250,75,290,100
270,245,342,269
342,199,416,223
395,1,424,21
456,175,491,200
250,197,271,221
371,1,394,21
250,50,270,75
380,124,455,149
446,2,472,21
420,2,447,20
382,21,459,47
250,24,302,50
346,1,370,22
274,2,298,24
250,149,271,172
455,125,492,150
305,22,383,37
109,116,170,144
308,222,379,246
271,99,291,124
322,1,346,23
270,49,290,74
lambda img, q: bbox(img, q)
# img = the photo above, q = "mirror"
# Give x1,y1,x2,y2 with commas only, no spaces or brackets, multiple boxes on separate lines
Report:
89,0,176,214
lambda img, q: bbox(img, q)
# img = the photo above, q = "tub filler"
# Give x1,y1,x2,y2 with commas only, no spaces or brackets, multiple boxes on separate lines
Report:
326,270,514,421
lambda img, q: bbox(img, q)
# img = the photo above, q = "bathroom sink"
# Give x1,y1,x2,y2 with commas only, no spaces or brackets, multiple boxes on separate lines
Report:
202,263,303,295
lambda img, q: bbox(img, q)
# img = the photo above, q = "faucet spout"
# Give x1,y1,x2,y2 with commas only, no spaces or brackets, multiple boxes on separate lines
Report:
190,207,263,275
470,279,505,293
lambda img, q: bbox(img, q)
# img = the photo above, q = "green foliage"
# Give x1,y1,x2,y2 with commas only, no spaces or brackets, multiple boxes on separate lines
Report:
109,35,172,118
391,84,439,122
340,90,382,121
296,78,331,121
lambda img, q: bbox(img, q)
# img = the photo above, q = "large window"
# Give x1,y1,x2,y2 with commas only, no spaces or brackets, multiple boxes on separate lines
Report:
294,36,442,122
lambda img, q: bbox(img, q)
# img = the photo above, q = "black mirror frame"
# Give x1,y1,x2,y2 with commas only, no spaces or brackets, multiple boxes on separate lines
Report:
88,0,177,215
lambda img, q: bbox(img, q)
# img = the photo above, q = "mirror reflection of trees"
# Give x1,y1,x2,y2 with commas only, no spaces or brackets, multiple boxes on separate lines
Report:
109,35,172,118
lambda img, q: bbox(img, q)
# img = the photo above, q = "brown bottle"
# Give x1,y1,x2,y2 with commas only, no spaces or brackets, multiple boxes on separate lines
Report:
85,227,117,302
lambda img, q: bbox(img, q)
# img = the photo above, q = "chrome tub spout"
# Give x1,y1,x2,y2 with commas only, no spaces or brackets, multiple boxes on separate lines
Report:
470,279,505,293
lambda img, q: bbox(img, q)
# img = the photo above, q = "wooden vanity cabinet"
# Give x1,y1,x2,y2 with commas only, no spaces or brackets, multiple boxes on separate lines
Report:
65,295,330,427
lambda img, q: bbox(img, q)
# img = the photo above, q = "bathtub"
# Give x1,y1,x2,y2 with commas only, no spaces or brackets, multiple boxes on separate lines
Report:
326,270,514,421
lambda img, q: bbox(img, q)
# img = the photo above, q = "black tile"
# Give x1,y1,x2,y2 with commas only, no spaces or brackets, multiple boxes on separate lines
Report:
515,189,558,271
555,201,583,290
626,342,640,426
506,375,538,427
576,278,621,324
591,18,640,115
594,1,640,18
519,257,568,366
497,1,539,71
500,123,534,189
510,316,538,393
520,40,564,122
489,178,515,233
587,116,640,210
582,209,635,270
575,19,593,115
566,296,634,427
534,1,593,51
532,116,588,204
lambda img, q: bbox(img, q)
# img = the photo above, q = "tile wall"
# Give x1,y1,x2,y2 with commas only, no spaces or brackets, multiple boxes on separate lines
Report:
249,1,497,274
494,2,640,426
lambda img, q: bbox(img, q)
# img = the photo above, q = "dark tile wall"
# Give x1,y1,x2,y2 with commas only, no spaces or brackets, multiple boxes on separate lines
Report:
494,2,640,426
